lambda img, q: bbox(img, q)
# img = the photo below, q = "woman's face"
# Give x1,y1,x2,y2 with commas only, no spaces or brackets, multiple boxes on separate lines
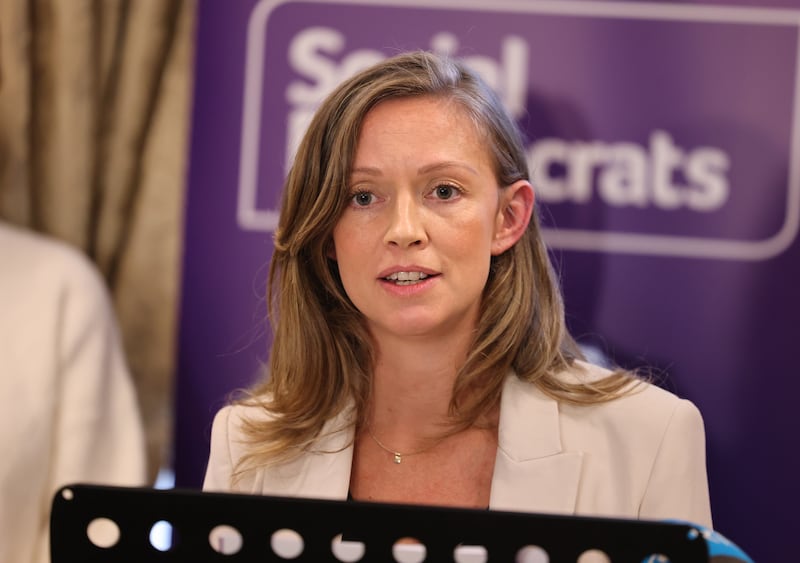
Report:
331,95,517,343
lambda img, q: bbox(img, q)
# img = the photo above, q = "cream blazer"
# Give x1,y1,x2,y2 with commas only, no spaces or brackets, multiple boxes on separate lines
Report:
204,362,712,529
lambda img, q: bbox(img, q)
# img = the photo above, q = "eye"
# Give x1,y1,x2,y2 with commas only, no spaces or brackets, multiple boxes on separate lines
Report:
432,183,459,200
351,191,375,207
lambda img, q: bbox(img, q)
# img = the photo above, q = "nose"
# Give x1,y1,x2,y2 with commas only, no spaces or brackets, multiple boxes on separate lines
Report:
383,192,428,248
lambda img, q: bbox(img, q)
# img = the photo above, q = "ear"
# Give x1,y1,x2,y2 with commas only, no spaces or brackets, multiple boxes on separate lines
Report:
491,180,535,256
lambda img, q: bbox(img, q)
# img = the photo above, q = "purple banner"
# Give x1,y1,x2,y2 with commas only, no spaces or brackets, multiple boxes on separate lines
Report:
176,1,800,560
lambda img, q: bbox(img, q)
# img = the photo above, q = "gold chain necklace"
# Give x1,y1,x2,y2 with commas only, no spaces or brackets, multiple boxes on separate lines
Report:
365,423,440,464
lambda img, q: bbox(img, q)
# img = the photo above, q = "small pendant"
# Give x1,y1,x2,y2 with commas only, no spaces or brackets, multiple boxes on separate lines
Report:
393,453,402,464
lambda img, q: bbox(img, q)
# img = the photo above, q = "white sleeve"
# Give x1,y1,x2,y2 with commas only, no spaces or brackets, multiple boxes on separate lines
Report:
639,398,713,528
203,405,235,491
49,251,148,489
38,250,147,563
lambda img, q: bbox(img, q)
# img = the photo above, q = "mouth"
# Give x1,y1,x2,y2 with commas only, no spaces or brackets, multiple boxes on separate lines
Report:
381,271,436,286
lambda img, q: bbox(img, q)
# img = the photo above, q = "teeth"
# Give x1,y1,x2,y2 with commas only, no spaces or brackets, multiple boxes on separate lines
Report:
385,271,429,283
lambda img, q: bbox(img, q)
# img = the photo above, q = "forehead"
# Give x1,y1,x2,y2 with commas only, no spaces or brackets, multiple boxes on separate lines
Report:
361,95,480,133
353,96,491,167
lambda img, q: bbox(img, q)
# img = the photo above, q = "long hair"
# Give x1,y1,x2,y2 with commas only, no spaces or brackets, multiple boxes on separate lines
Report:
236,51,635,475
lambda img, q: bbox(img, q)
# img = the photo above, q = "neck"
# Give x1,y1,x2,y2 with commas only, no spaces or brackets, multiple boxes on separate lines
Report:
367,328,474,439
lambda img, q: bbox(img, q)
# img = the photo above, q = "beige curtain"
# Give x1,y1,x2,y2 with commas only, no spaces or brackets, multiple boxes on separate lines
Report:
0,0,197,480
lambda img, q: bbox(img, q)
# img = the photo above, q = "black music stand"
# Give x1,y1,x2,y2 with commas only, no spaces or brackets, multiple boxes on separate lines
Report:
51,483,713,562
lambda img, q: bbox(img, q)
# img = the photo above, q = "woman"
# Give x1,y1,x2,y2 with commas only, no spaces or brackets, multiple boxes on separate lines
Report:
203,51,712,527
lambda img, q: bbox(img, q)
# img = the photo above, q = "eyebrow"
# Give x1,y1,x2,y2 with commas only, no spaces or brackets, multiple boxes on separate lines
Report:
418,161,479,176
350,166,382,177
350,161,480,178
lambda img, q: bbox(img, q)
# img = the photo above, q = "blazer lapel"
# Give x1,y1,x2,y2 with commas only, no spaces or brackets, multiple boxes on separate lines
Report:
490,374,583,514
257,408,355,500
254,378,583,512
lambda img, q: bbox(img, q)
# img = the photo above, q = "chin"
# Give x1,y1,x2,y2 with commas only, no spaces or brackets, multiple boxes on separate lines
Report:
375,315,473,341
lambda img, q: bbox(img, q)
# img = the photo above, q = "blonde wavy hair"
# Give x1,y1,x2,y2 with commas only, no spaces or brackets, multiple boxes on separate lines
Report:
236,51,636,475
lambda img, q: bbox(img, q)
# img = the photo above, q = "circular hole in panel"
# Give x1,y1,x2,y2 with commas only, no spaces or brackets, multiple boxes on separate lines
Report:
209,524,244,555
86,517,120,549
271,528,304,559
331,533,366,562
577,549,611,563
61,488,74,501
516,545,549,563
392,537,426,563
642,555,671,563
454,543,489,562
149,520,177,552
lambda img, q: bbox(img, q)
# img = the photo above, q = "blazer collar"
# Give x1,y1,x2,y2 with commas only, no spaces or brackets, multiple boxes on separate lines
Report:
490,374,584,514
257,374,584,515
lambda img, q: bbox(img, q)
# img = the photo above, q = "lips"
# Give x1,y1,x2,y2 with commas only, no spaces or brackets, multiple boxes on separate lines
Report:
379,268,440,286
384,271,428,282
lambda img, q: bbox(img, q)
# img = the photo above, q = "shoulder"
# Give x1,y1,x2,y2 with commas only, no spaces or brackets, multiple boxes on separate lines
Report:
0,222,96,278
554,361,705,446
209,402,278,452
505,361,704,446
0,223,122,371
205,402,270,491
211,399,355,449
502,362,710,524
218,400,277,428
0,222,110,306
204,400,356,494
207,397,352,456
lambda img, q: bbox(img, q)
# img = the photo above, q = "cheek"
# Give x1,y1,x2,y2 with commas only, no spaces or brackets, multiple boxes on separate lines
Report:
332,217,355,257
448,213,496,255
332,225,370,293
333,221,365,261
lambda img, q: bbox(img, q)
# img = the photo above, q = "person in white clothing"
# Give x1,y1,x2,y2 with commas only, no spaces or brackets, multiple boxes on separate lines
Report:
0,221,147,563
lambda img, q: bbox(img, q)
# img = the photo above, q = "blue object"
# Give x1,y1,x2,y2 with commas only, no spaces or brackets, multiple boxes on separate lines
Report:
652,521,754,562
